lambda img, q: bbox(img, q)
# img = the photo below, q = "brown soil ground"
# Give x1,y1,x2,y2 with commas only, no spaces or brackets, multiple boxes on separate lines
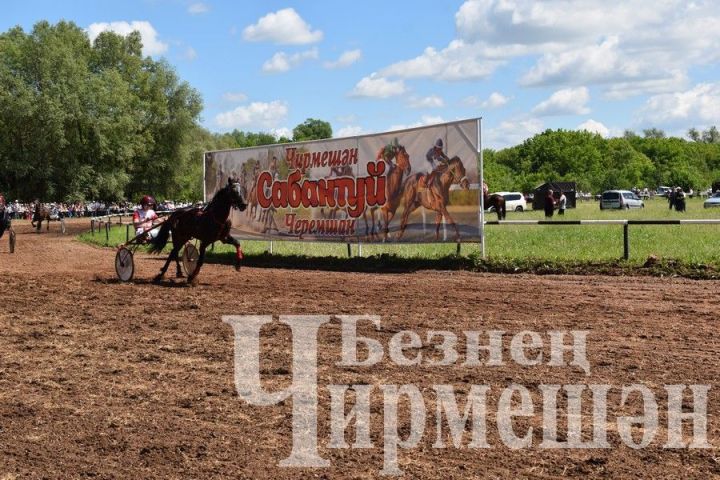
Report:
0,218,718,479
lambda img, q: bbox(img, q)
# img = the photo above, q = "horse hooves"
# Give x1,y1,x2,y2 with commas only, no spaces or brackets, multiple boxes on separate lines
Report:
152,275,163,284
235,265,241,272
175,272,185,278
188,277,199,287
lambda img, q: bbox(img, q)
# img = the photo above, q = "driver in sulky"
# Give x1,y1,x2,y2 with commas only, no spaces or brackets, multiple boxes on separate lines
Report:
133,195,160,239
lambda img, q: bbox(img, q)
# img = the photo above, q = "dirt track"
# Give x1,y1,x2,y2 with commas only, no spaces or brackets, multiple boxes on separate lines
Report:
0,219,719,479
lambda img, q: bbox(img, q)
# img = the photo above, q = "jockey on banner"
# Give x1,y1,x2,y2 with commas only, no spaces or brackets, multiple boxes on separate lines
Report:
376,137,401,173
419,138,451,200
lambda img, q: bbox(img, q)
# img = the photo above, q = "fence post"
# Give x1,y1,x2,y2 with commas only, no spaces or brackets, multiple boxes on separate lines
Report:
91,219,95,235
623,223,629,260
456,242,461,255
347,243,351,258
126,224,130,243
105,221,110,245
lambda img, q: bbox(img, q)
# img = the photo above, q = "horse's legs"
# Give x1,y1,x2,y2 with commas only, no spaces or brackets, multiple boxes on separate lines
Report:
188,242,208,286
174,238,185,278
397,199,419,240
440,205,460,241
154,243,182,282
382,208,392,241
221,234,243,271
435,212,443,239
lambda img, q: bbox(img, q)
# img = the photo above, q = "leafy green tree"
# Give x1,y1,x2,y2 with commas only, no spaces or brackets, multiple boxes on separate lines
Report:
293,118,332,141
0,21,202,201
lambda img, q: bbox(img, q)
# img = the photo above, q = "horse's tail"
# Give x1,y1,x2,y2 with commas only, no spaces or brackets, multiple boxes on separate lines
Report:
500,197,507,220
148,220,172,254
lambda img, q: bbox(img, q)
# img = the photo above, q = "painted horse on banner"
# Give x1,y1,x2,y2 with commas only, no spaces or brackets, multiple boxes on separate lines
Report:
396,156,470,241
363,142,411,240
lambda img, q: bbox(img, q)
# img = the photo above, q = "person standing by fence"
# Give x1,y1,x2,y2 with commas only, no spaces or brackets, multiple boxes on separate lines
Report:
544,189,556,219
558,191,567,216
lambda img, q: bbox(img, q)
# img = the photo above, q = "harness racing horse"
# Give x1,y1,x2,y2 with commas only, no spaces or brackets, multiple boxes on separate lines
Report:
396,156,470,241
485,192,507,220
31,201,63,232
0,207,10,239
149,178,248,286
362,144,411,240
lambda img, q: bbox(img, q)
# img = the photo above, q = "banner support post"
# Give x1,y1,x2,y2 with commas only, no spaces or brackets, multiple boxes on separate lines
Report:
478,118,486,259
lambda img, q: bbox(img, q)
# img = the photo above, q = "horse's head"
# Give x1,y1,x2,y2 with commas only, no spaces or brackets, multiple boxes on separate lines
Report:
395,145,411,174
445,157,469,190
227,177,248,211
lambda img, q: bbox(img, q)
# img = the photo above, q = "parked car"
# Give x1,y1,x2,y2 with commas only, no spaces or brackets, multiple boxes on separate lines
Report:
704,192,720,208
487,191,528,212
600,190,644,210
656,186,672,197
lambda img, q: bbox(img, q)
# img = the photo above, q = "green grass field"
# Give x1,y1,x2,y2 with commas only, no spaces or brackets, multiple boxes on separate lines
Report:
78,197,720,275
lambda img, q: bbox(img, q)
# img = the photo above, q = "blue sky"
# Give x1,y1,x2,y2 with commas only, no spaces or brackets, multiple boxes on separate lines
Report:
3,0,720,149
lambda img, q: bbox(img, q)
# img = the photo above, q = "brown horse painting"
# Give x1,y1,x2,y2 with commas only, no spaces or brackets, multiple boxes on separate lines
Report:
396,156,470,241
363,144,412,240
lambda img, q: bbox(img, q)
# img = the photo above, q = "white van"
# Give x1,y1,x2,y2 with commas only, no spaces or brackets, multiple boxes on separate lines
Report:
600,190,644,210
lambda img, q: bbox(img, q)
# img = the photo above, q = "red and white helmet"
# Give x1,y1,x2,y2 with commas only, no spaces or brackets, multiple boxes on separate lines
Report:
141,195,156,206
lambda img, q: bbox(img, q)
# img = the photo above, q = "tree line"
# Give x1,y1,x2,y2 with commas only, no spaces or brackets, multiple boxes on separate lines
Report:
484,128,720,194
0,21,332,202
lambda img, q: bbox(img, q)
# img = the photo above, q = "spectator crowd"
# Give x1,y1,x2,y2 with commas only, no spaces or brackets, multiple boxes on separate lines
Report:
2,200,198,220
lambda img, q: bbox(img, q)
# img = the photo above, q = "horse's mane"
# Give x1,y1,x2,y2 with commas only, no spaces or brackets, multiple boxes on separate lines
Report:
203,182,231,211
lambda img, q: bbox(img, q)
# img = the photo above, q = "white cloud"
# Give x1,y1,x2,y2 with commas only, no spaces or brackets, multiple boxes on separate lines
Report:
604,71,688,100
371,1,720,98
262,48,318,73
350,73,406,98
336,125,365,138
380,41,503,82
215,101,289,130
182,47,197,61
86,21,168,56
335,114,358,124
577,119,609,137
389,115,447,131
222,92,248,103
465,91,510,109
486,118,544,149
637,82,720,127
455,0,664,46
532,87,591,116
324,49,362,69
271,127,293,140
243,8,323,45
407,95,445,108
188,3,209,14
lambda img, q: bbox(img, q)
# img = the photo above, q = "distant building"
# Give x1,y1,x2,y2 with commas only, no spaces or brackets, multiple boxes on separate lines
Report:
532,182,577,210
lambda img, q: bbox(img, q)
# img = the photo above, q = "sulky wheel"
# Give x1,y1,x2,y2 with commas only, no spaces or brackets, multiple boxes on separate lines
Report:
182,242,200,278
115,246,134,282
8,229,15,254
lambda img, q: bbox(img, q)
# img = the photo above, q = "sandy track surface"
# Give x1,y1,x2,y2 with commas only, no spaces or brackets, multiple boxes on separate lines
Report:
0,219,718,479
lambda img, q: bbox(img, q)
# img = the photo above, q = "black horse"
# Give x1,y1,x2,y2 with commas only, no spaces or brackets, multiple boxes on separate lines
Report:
149,178,248,285
0,207,10,239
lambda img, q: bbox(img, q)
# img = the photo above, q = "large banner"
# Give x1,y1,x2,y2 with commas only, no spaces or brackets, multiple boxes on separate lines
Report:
204,119,480,242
